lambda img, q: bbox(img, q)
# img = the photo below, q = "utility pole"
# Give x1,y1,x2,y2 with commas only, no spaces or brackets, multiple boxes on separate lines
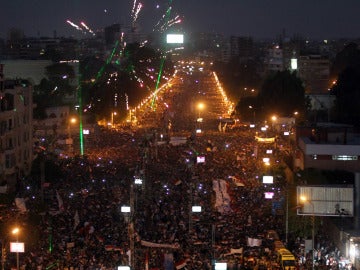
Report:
40,153,45,202
129,184,135,268
1,241,5,270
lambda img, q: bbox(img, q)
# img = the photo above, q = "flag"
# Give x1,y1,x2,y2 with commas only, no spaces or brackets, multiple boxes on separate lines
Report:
105,245,115,251
164,252,174,270
74,210,80,230
56,190,64,212
247,237,262,247
173,179,182,186
175,259,187,269
15,198,27,213
222,123,227,132
42,182,50,188
230,248,243,254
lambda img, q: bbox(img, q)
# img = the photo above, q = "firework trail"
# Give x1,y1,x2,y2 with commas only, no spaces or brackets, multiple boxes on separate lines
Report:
133,2,143,25
131,0,138,18
130,0,143,29
151,0,174,109
153,6,172,31
66,20,82,31
159,14,181,32
80,21,95,36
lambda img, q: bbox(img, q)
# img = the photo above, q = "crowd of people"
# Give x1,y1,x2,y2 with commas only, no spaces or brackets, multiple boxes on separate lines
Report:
2,69,354,270
8,126,286,270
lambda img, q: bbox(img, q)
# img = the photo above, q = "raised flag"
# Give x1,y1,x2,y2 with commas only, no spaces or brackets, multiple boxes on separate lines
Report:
175,259,187,269
56,190,64,212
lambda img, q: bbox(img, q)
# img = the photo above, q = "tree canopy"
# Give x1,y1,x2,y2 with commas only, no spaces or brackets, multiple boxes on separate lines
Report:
330,43,360,126
331,66,360,126
257,70,306,119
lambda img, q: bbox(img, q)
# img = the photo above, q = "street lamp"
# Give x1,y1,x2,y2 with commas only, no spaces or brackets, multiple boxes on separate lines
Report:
249,105,256,124
197,103,205,119
271,115,277,131
111,112,117,128
300,196,315,270
68,117,77,153
12,227,19,270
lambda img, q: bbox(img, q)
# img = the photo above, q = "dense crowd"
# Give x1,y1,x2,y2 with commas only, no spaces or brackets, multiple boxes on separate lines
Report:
5,126,289,270
2,70,354,270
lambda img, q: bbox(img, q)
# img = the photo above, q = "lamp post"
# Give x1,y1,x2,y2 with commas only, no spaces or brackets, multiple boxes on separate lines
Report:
197,103,204,119
68,117,77,154
300,196,315,270
121,184,135,268
271,115,277,131
1,239,5,270
249,105,256,124
111,112,117,128
12,227,19,270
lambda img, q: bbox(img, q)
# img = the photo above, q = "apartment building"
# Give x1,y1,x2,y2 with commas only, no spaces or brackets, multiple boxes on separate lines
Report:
0,64,34,186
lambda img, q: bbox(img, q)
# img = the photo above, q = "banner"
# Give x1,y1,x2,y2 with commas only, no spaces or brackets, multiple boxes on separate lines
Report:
247,237,262,247
175,259,187,269
140,240,179,249
230,248,243,254
56,190,64,212
213,180,231,213
15,198,27,213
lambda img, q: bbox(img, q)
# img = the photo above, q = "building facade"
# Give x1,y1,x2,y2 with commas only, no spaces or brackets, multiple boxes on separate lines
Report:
0,64,34,187
265,45,284,73
298,55,330,94
296,125,360,172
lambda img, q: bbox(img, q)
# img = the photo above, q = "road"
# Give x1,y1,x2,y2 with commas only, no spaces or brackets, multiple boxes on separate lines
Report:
134,61,234,135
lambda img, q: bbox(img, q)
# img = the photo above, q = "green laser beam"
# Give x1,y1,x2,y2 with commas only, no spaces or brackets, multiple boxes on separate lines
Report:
151,0,173,110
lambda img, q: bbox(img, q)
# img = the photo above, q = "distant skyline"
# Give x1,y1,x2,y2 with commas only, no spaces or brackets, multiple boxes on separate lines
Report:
1,0,360,40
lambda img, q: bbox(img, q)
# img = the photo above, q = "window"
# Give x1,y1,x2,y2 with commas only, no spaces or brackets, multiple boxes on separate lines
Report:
7,138,13,149
332,155,358,161
8,119,12,130
5,153,15,169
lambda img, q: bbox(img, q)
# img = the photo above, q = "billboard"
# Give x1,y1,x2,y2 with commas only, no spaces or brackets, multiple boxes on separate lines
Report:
264,192,274,199
215,262,227,270
10,242,25,253
197,156,205,164
166,34,184,44
121,206,131,213
297,186,353,216
263,175,274,184
192,206,202,212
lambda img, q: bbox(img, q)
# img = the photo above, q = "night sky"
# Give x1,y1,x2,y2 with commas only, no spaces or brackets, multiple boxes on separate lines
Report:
1,0,360,40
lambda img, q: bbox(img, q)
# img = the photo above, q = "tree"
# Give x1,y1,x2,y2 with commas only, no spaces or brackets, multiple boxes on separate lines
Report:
330,44,360,126
257,70,305,119
331,66,360,126
235,96,259,122
331,42,360,78
212,57,262,101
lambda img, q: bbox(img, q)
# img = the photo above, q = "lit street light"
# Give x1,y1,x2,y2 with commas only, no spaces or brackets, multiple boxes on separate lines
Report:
300,196,315,270
68,117,77,154
197,102,205,120
111,112,117,128
249,105,256,124
271,115,277,131
12,227,20,270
